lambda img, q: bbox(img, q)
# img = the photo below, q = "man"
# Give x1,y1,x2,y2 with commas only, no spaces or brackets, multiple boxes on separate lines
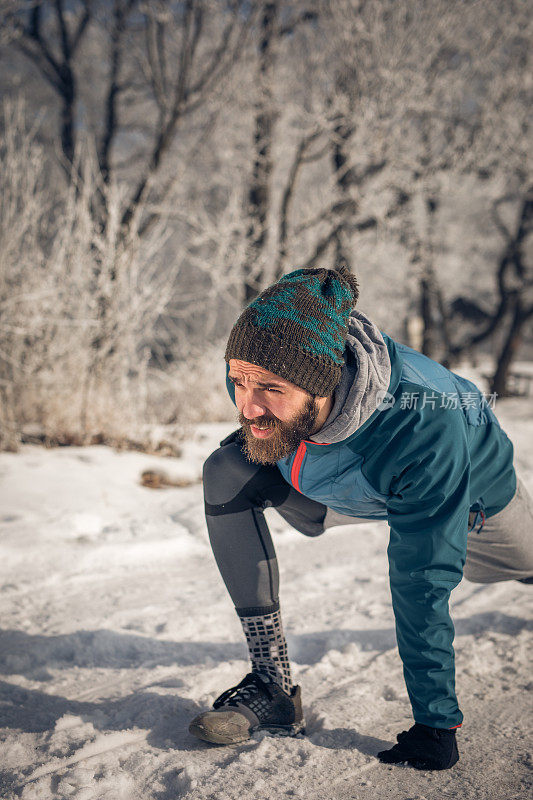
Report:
188,266,533,770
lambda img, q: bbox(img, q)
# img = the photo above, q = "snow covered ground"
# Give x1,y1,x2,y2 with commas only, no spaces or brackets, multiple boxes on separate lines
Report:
1,400,532,800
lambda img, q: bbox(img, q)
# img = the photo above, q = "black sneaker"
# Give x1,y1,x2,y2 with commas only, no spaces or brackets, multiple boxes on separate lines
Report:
188,672,305,745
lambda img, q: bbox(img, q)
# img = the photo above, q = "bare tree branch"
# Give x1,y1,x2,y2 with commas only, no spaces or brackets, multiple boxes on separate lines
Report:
188,16,235,96
303,216,376,268
294,197,358,235
14,38,62,91
27,4,62,76
99,0,137,185
71,0,91,53
53,0,71,62
144,8,167,111
121,0,246,235
491,195,516,243
15,1,93,167
449,188,533,359
278,8,318,37
275,128,322,279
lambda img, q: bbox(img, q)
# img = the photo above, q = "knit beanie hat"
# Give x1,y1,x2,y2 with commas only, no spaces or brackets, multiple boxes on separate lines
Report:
225,266,359,396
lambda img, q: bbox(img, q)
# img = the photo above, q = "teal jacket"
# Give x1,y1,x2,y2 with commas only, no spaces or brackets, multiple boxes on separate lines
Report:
227,311,516,728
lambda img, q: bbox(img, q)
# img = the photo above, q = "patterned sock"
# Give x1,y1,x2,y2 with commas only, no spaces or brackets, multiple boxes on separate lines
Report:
238,608,293,694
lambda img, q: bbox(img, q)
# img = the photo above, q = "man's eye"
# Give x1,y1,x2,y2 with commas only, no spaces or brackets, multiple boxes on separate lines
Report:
231,381,281,393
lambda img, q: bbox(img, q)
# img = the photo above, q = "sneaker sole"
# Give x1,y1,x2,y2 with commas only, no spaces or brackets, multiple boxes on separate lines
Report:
189,719,306,745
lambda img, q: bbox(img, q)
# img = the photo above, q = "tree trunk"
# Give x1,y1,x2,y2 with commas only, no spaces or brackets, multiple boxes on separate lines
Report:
244,1,279,302
329,117,356,270
446,188,533,365
60,67,76,167
420,275,437,358
491,297,529,397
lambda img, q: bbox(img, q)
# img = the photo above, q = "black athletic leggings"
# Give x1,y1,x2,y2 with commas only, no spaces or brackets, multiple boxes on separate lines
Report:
203,432,327,616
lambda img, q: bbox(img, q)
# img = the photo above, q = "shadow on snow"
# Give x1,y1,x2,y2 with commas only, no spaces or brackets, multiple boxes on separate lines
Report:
0,610,529,745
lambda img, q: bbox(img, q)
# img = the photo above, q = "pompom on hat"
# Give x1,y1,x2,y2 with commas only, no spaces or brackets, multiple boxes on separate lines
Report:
225,266,359,396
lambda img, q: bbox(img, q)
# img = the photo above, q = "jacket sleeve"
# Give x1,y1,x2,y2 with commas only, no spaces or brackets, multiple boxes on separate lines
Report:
386,406,471,729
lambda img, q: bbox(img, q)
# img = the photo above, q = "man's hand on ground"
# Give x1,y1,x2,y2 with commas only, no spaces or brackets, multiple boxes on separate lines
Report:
377,723,459,770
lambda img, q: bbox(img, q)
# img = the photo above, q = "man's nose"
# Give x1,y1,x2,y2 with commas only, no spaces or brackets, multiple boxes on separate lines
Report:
240,390,266,420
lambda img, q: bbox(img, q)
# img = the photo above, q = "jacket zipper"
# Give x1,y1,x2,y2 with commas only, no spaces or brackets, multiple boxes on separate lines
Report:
290,442,307,493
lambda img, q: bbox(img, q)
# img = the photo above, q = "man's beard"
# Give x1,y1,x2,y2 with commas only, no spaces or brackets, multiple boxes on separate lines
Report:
239,395,320,465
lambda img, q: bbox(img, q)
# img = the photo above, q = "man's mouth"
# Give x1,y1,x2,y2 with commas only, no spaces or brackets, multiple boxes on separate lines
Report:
249,423,275,438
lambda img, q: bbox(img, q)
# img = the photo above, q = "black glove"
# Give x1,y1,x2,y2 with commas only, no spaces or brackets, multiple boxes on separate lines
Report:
377,723,459,770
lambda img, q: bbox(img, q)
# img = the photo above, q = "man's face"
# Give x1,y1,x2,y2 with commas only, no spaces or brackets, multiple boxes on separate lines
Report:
228,359,331,465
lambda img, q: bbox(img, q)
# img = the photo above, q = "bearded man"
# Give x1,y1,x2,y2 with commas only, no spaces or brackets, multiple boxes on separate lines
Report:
188,267,533,770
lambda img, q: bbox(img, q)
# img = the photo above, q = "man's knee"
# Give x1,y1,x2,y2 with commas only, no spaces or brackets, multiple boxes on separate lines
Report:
203,442,258,505
463,477,533,583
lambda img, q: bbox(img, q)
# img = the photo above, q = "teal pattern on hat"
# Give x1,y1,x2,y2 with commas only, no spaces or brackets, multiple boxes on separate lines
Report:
225,267,359,395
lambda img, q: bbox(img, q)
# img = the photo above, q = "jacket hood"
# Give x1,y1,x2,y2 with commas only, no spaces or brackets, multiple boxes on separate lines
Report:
309,309,392,444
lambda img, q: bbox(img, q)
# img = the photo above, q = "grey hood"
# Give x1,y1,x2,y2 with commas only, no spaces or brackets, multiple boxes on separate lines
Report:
310,309,391,444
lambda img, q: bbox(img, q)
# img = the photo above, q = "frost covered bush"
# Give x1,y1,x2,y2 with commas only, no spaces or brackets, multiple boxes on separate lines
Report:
0,103,181,450
147,344,234,428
